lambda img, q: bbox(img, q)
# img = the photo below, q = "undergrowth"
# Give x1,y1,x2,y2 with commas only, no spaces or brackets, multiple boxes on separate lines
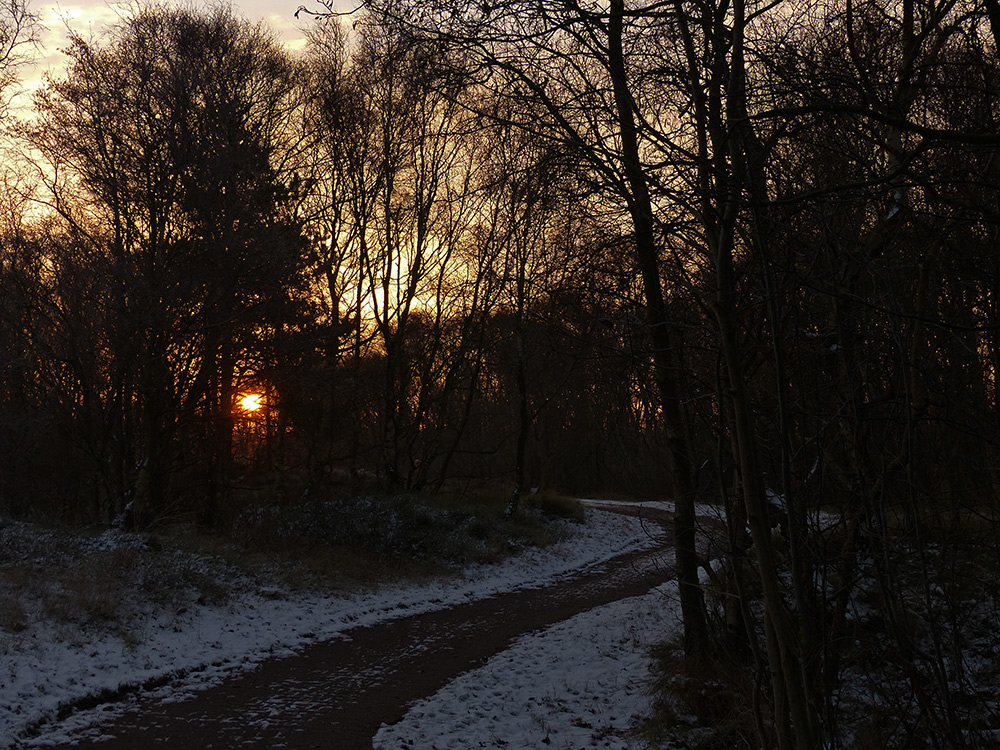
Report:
0,490,581,638
641,523,1000,749
230,490,578,588
642,638,761,750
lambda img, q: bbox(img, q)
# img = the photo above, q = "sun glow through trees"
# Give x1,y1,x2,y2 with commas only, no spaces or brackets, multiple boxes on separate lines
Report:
239,393,264,412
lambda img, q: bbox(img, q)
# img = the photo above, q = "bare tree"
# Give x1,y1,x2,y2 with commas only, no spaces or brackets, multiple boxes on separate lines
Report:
304,0,715,657
23,6,309,527
0,0,36,119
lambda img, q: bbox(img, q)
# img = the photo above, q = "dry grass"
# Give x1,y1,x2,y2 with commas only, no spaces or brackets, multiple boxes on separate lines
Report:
433,485,587,522
524,490,587,522
40,549,140,626
0,522,252,641
878,501,1000,544
0,490,576,646
231,491,569,573
0,577,29,633
642,639,762,750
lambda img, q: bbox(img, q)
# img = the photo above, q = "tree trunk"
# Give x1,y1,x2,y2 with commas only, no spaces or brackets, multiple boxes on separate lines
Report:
608,0,709,659
716,0,820,744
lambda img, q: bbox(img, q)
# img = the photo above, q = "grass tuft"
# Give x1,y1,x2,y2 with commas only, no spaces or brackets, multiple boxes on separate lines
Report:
641,638,762,750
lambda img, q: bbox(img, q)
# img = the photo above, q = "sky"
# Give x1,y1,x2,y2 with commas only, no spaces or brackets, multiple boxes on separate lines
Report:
16,0,327,111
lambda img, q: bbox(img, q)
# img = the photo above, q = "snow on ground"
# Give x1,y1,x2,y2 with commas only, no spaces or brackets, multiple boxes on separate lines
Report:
373,582,680,750
583,498,722,521
2,504,672,748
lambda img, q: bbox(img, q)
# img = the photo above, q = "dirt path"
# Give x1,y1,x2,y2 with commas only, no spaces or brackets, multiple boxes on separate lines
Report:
35,508,674,750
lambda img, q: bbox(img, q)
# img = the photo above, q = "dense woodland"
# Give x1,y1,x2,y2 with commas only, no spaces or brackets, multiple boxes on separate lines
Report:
2,0,1000,746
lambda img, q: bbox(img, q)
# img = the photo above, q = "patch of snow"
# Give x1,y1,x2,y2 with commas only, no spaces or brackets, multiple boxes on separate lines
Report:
373,582,680,750
2,507,664,748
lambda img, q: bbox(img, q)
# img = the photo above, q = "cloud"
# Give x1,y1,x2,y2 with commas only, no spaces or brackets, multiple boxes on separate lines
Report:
9,0,309,116
35,2,123,70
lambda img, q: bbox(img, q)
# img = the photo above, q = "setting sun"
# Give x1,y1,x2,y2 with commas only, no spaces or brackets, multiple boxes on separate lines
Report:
239,393,264,412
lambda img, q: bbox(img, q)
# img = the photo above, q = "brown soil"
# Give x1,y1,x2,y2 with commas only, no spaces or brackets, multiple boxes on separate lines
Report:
32,507,675,750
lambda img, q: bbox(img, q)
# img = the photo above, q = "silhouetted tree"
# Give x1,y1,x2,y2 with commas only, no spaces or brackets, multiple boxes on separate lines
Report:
24,5,309,526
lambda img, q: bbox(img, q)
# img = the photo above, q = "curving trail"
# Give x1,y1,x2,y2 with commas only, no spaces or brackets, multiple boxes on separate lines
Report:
37,507,674,750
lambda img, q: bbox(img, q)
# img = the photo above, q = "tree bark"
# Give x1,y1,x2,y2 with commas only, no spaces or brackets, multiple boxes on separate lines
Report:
608,0,708,659
714,0,820,744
